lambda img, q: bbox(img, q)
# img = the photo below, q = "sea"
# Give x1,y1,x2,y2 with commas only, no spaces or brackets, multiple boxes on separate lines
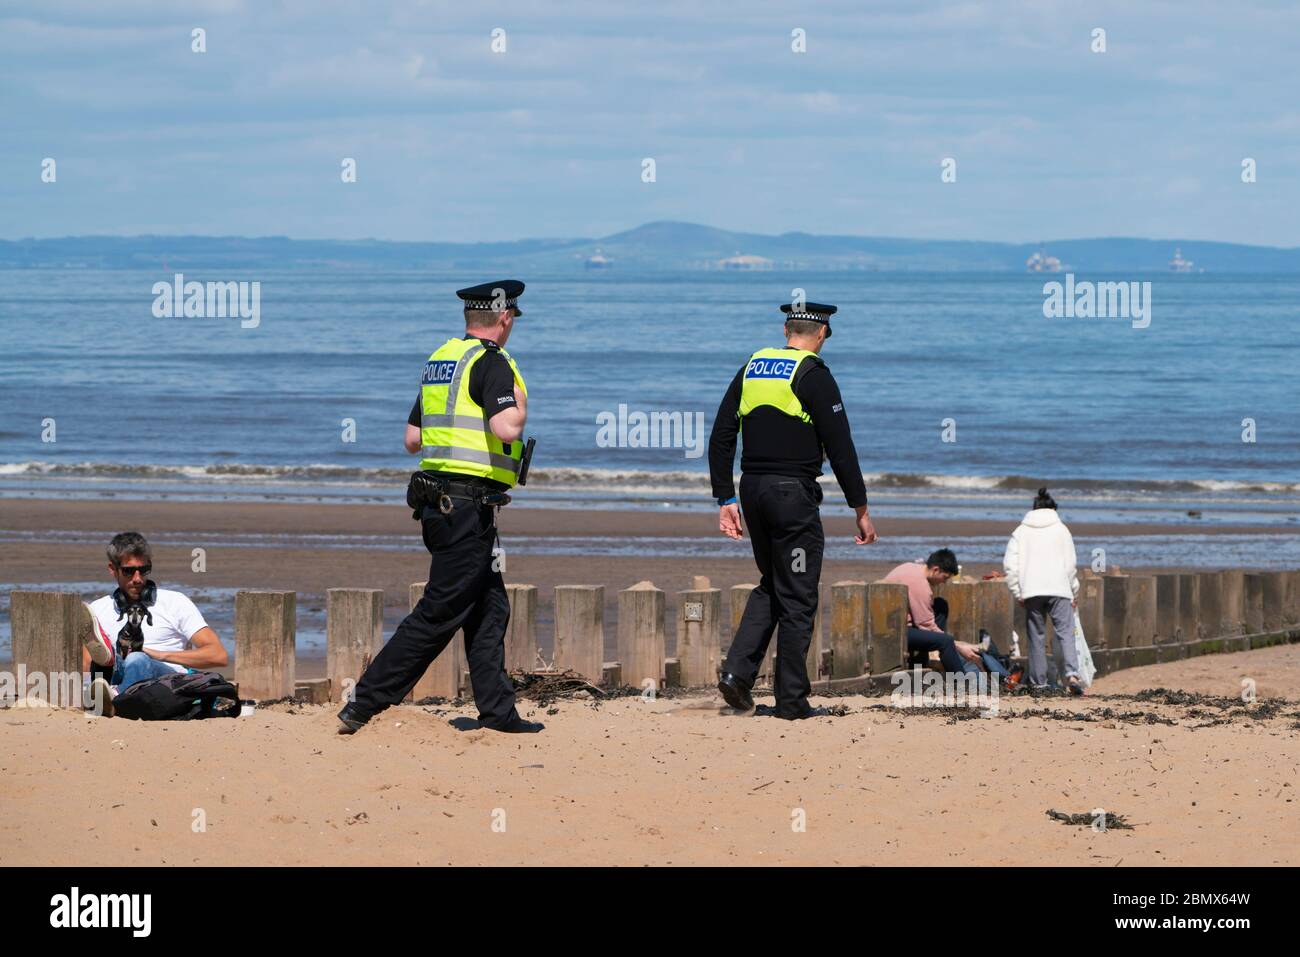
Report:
3,266,1298,655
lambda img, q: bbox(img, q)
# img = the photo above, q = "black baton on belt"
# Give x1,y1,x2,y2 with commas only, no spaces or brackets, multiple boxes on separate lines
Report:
517,437,536,486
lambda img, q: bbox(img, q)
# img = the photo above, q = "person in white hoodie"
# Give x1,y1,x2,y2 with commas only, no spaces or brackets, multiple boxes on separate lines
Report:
1003,488,1082,694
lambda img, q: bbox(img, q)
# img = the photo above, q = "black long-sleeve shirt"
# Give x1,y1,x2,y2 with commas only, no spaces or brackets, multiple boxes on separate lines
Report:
708,353,868,508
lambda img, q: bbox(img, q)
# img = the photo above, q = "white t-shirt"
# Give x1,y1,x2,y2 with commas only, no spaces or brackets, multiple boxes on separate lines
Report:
88,589,210,675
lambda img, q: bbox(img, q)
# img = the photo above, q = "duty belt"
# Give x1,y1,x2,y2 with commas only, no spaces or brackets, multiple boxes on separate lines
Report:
407,471,511,518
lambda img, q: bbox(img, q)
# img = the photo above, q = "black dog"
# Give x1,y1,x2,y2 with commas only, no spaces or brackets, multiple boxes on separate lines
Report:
112,581,156,659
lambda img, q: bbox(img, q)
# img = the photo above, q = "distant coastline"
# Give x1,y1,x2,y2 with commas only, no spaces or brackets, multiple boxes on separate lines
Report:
4,222,1299,272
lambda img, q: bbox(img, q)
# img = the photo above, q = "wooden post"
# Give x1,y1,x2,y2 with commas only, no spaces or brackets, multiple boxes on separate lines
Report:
294,678,331,704
8,591,83,707
1101,576,1129,648
409,581,463,700
618,581,665,692
1218,570,1245,636
933,580,979,643
972,579,1012,647
554,585,604,682
676,588,721,686
1176,573,1199,642
1153,574,1180,643
504,584,537,673
1077,576,1104,649
1243,574,1265,634
1197,572,1223,640
866,582,909,674
829,581,869,678
1285,571,1300,625
234,590,296,701
326,589,383,703
1279,566,1300,629
1259,572,1286,633
1126,576,1157,647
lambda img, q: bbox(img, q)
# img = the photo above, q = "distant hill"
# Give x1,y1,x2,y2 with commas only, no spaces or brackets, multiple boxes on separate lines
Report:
2,222,1297,272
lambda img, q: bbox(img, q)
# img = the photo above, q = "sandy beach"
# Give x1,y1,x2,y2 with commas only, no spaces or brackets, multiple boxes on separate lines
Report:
3,642,1298,867
5,496,1298,867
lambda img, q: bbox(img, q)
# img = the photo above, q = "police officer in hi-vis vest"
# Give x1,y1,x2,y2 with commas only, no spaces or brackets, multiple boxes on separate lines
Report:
338,280,543,734
707,300,877,719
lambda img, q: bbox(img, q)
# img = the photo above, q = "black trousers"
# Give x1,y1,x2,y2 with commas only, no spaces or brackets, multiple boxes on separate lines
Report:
352,499,519,729
906,597,980,674
722,472,825,717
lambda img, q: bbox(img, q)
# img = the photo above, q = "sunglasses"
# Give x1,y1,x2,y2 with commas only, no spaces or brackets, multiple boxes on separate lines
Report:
117,564,152,579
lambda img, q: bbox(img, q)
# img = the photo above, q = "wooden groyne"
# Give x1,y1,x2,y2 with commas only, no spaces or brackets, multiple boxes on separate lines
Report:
8,569,1300,704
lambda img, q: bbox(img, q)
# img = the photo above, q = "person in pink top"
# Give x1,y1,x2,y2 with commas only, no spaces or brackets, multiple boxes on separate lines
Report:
882,549,983,674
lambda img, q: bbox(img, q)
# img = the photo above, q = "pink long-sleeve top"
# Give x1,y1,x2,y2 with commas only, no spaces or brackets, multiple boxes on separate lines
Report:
881,561,938,632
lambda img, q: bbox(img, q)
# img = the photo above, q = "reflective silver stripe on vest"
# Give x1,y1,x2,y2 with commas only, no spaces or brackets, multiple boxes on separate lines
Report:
420,413,490,431
418,446,520,474
420,344,497,460
445,345,484,415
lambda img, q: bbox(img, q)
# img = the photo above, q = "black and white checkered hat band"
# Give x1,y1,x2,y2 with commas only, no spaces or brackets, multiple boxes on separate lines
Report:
786,311,828,320
464,298,517,310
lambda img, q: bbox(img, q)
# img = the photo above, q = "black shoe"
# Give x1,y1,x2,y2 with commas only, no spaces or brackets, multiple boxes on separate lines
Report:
775,705,832,720
337,704,370,735
717,672,754,711
490,716,545,733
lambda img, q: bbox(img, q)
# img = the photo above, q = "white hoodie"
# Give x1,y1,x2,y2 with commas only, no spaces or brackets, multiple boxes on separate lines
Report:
1003,508,1079,601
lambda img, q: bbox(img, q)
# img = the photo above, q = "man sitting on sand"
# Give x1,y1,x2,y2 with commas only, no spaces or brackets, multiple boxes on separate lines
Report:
80,532,228,716
882,549,983,675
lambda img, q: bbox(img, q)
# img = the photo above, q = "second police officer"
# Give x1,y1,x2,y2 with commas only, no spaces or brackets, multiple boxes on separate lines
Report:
338,280,543,735
707,298,878,719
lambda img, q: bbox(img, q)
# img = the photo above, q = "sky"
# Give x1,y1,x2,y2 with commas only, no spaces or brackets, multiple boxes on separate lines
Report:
2,0,1297,245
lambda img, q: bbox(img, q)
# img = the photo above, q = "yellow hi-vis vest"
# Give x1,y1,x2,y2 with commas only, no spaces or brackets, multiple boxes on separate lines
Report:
418,337,527,487
738,347,820,424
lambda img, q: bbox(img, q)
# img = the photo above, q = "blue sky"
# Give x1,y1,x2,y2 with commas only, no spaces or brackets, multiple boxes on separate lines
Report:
3,0,1296,245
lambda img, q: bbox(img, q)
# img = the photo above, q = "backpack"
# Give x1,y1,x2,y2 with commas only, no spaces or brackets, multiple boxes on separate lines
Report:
111,671,241,721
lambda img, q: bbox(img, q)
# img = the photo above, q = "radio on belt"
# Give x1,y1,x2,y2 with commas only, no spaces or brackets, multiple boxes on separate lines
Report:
517,436,536,486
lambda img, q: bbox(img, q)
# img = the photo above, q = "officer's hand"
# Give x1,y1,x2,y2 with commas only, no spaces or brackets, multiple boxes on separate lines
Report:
719,503,743,540
854,508,878,545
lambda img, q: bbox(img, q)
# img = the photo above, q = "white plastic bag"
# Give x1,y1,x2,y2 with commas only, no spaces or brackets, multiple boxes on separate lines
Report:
1073,610,1096,687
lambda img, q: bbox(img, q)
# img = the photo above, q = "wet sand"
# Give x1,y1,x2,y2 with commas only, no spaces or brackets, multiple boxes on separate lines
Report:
0,496,1263,621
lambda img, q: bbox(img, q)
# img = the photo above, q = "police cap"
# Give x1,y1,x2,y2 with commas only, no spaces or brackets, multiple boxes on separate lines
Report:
457,279,525,316
780,300,836,337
